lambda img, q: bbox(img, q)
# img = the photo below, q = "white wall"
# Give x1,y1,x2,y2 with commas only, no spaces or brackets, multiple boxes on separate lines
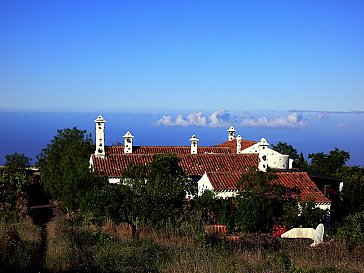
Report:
241,140,290,170
197,173,214,196
109,177,121,184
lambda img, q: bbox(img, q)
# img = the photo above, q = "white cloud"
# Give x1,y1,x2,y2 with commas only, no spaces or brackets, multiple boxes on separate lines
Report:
155,109,229,127
240,113,308,128
316,112,329,119
337,122,347,129
208,109,230,128
155,110,308,129
155,115,174,126
155,111,207,127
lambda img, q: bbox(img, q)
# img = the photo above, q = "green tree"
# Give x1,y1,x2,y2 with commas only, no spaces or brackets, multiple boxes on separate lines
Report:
308,148,350,177
339,166,364,216
336,211,364,245
235,168,291,232
0,153,32,220
5,153,31,173
271,142,299,167
297,202,327,228
93,153,196,240
37,127,105,211
297,152,309,170
191,191,237,232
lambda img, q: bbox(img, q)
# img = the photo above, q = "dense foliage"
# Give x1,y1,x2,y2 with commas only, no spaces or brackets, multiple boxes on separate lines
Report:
308,148,350,177
4,153,31,173
2,128,362,245
338,166,364,215
92,153,196,240
0,153,32,220
36,127,106,211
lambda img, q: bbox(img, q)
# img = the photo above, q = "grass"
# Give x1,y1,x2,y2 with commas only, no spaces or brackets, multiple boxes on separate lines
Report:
1,218,363,273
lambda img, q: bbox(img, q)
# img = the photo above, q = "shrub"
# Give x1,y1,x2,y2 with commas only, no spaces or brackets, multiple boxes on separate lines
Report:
336,211,364,246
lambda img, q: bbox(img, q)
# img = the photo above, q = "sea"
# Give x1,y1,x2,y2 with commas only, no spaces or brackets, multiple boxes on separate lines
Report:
0,111,363,166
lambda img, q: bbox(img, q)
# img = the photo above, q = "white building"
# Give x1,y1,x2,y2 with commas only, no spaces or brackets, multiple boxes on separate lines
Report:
90,116,331,211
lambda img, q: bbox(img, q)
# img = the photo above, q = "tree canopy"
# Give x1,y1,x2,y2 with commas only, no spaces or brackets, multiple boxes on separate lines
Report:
37,127,105,211
92,153,196,240
235,168,287,232
271,142,299,165
0,153,32,220
235,168,327,232
339,166,364,216
308,148,350,177
5,153,31,173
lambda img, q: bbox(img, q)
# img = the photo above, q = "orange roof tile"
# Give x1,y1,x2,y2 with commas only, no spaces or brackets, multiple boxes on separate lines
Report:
106,145,232,155
206,171,331,204
92,153,259,177
216,139,256,153
273,172,331,204
206,172,244,191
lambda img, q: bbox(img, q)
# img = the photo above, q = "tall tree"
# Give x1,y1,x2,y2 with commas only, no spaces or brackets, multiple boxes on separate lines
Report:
235,168,290,232
5,153,31,173
37,127,105,211
339,166,364,216
308,148,350,177
0,153,32,220
93,153,196,240
271,142,300,168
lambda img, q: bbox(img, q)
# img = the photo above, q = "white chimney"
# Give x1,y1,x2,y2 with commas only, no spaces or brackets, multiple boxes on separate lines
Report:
94,115,106,157
258,138,269,150
227,126,236,141
189,135,199,154
258,138,269,172
236,135,242,154
123,131,134,154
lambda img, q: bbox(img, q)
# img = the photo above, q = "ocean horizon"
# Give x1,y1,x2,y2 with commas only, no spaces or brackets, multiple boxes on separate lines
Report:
1,110,363,167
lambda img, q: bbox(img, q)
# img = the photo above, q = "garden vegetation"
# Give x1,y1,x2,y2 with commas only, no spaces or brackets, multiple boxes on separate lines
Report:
0,128,363,272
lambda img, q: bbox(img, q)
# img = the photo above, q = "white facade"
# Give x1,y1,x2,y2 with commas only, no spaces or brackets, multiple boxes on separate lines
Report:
240,138,292,170
197,172,237,199
123,131,134,154
197,173,331,212
236,135,242,153
316,203,331,212
109,177,121,184
227,126,236,141
197,172,214,196
189,135,199,154
94,115,106,158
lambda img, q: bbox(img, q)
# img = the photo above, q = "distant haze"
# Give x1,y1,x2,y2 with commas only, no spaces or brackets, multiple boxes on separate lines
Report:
1,111,362,167
1,1,363,113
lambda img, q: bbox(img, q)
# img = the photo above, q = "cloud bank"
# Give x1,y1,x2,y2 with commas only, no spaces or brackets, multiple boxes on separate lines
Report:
240,113,308,128
155,109,230,128
155,110,308,129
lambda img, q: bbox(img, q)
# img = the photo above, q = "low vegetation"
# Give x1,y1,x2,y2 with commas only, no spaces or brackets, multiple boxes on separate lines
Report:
1,128,363,272
0,218,363,273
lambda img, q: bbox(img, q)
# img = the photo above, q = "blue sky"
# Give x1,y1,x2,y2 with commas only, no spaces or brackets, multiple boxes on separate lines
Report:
1,1,363,113
0,111,363,166
0,1,363,166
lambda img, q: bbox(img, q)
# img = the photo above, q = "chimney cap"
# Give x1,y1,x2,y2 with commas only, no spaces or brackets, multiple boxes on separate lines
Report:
94,115,106,123
123,131,134,138
258,138,269,146
189,134,199,142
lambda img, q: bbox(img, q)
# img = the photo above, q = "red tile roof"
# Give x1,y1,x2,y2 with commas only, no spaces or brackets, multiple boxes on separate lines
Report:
206,171,331,204
206,172,244,191
273,172,331,204
216,139,257,153
106,146,232,155
92,153,259,177
91,141,330,204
